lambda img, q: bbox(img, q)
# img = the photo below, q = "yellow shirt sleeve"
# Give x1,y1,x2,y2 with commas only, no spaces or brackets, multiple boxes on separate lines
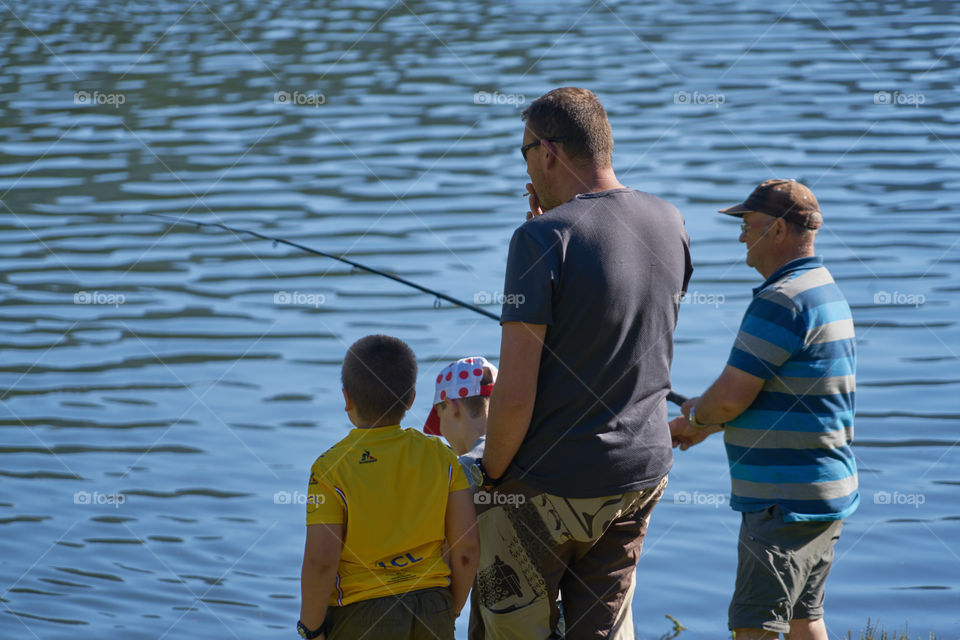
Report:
305,462,344,525
443,445,470,493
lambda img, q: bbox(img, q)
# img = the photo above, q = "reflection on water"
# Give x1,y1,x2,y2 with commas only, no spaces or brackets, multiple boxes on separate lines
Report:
1,0,959,637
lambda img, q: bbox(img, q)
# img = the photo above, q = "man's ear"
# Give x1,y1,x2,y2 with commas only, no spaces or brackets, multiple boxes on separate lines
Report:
542,139,559,171
448,398,463,417
342,388,353,412
773,217,789,241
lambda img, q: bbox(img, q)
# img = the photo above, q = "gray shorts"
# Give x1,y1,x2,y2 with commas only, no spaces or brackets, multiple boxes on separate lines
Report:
729,505,843,633
325,587,455,640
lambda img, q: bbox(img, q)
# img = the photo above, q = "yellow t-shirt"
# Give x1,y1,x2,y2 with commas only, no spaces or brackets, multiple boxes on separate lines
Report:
306,424,469,606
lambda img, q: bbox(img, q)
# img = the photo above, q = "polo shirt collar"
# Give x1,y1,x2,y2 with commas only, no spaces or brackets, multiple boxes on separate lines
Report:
753,256,823,296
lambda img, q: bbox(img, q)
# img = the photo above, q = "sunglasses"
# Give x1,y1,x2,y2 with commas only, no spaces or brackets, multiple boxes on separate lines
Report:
521,137,567,160
740,219,775,234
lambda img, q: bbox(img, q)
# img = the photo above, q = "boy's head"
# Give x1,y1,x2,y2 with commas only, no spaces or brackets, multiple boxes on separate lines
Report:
341,335,417,427
424,357,497,453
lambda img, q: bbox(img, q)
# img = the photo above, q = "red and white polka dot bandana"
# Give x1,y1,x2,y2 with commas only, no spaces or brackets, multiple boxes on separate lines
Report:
423,356,497,435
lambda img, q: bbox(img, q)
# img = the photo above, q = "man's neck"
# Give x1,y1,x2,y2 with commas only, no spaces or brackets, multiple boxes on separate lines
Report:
554,166,625,205
759,248,815,280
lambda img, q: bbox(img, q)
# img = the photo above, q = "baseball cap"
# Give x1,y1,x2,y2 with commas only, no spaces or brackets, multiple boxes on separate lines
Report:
423,357,497,436
718,179,823,229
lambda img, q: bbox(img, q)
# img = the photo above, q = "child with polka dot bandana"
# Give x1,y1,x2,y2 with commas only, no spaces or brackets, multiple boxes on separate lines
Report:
424,357,497,487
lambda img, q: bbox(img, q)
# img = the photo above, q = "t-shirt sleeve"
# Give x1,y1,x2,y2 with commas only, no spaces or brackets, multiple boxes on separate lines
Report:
305,462,345,526
726,293,805,380
499,225,555,325
442,445,470,492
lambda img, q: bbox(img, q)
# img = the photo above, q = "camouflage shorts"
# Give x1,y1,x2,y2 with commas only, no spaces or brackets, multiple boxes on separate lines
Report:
468,475,667,640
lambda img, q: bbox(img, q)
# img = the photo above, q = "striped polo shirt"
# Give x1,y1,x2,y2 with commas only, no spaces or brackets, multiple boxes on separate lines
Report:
724,256,858,522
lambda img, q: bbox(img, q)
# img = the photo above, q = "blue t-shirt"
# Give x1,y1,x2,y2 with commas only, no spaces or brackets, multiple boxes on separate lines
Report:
458,437,485,491
724,256,859,522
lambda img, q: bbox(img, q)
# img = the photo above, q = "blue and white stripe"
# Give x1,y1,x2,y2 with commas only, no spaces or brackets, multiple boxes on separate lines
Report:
724,256,859,522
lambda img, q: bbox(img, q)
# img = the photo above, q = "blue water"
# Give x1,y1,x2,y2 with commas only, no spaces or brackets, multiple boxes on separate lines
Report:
1,0,958,637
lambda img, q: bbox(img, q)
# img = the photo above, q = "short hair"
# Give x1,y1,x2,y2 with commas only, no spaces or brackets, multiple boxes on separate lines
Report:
785,219,817,243
438,365,495,419
521,87,614,168
341,335,417,426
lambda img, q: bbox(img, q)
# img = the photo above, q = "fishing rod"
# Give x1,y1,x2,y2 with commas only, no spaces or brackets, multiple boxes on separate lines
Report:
135,212,688,407
136,212,500,321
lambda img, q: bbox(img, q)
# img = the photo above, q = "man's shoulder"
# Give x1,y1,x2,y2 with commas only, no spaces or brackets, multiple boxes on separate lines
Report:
521,189,679,241
546,188,675,217
761,264,846,313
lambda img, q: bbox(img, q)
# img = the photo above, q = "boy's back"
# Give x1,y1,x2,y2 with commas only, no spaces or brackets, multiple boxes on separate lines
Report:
298,334,478,640
307,424,469,605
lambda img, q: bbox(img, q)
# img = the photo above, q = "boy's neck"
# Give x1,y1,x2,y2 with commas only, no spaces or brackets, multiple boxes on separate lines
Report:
346,406,403,430
453,417,486,455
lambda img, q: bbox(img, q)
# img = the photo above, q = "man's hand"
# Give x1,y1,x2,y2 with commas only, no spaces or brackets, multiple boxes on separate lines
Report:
680,396,699,421
669,415,722,451
525,183,543,220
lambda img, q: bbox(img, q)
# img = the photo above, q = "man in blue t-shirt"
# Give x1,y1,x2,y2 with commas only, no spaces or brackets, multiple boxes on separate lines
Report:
671,179,858,639
475,87,693,639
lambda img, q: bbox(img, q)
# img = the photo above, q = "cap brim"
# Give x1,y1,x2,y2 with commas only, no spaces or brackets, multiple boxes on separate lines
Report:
423,406,441,436
718,202,751,216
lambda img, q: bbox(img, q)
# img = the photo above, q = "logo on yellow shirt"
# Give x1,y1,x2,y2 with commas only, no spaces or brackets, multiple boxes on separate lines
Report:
376,552,423,570
359,449,378,464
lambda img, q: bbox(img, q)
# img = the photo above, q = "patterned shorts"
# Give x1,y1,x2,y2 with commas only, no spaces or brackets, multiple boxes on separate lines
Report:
467,475,667,640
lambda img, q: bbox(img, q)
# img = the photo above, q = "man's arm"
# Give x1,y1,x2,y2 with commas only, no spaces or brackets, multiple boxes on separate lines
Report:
681,364,766,426
445,488,479,613
300,523,343,633
482,321,546,479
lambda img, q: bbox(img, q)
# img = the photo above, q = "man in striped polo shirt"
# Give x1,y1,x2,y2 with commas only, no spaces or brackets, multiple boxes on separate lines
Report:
670,179,857,639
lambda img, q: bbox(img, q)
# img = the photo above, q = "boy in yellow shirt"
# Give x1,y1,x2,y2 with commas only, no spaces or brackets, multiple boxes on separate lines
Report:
298,335,480,640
